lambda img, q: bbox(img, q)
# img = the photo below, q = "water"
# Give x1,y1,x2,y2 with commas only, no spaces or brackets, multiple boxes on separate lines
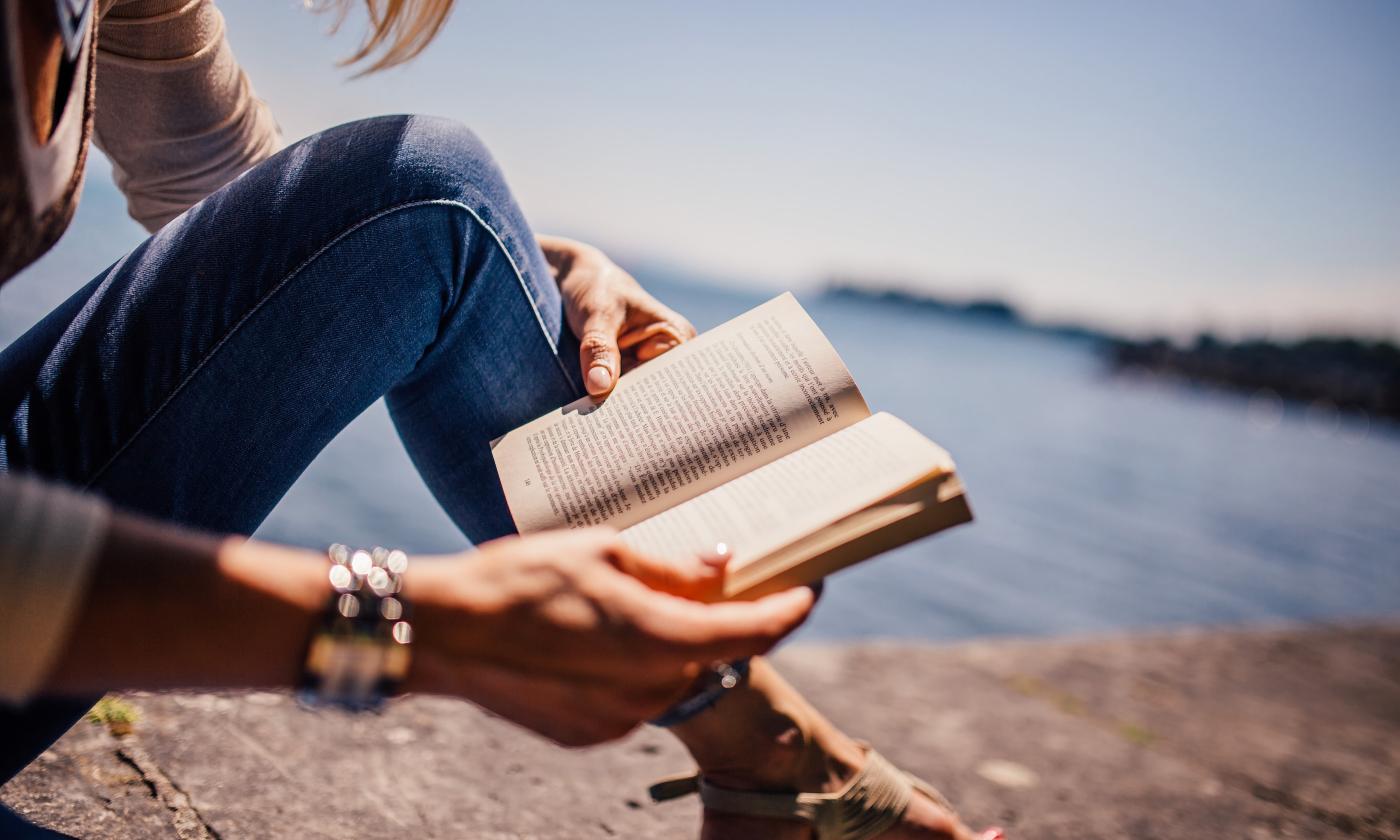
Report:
4,177,1398,641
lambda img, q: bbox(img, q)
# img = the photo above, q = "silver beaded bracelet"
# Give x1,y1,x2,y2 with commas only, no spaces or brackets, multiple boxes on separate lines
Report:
296,544,413,712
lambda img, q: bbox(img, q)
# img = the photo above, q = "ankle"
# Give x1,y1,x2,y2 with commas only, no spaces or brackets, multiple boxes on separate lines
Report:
670,661,866,794
716,717,864,795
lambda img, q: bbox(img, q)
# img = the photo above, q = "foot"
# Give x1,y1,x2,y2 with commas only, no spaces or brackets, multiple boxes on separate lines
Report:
696,742,993,840
671,659,1002,840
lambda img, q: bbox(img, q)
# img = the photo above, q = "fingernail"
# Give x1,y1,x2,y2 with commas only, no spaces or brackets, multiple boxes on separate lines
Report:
700,543,730,569
587,365,613,393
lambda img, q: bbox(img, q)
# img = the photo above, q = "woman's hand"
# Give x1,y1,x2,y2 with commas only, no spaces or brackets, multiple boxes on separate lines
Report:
539,235,697,398
402,528,815,746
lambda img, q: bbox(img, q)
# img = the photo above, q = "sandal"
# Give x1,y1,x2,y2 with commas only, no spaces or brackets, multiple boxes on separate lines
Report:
649,745,1005,840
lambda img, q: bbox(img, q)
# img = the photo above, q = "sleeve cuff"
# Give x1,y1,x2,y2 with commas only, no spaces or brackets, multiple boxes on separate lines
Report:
0,475,112,705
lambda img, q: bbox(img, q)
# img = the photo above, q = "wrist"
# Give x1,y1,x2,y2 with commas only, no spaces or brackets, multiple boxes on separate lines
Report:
215,538,327,687
395,554,489,694
537,234,604,280
536,233,586,255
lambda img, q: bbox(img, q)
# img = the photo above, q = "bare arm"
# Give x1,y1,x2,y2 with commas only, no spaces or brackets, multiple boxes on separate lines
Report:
39,511,815,746
43,515,325,694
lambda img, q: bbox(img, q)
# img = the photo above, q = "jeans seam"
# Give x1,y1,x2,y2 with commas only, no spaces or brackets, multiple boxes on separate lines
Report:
448,203,579,394
83,197,575,490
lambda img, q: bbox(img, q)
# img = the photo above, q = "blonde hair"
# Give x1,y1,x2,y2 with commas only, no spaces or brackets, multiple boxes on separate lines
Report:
317,0,456,74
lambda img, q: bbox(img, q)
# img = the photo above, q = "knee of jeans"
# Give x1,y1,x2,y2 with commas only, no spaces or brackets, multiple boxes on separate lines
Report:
285,116,529,310
361,115,513,214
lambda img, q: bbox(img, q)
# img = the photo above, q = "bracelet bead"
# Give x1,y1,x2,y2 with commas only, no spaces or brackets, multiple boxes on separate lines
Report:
296,544,413,711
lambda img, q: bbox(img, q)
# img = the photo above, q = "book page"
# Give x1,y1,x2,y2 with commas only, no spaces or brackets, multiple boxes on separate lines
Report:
619,412,956,571
492,293,870,533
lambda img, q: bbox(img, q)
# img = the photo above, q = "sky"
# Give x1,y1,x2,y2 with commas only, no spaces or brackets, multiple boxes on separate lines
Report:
125,2,1400,337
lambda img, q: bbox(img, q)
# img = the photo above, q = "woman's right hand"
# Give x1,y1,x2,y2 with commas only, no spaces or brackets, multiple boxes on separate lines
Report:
400,528,815,746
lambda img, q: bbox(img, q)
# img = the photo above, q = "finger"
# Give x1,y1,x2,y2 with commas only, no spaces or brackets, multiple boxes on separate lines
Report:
700,542,732,570
508,526,617,557
624,584,817,661
642,302,697,341
634,334,681,362
610,541,730,601
618,321,685,351
672,313,697,340
579,305,626,397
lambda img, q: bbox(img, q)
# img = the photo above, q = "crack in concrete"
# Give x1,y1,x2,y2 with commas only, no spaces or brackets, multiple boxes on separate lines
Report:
112,736,222,840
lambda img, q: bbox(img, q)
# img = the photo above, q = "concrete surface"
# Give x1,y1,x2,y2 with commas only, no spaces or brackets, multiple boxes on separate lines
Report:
4,621,1398,839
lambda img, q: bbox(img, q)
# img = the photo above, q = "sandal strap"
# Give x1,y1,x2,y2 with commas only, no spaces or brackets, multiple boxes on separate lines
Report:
647,773,701,802
650,748,928,840
700,780,830,824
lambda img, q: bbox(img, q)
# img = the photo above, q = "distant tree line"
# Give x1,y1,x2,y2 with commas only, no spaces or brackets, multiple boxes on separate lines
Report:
824,282,1023,324
1107,335,1400,422
823,280,1400,423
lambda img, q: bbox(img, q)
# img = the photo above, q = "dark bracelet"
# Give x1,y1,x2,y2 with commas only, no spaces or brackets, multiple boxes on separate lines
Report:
296,544,413,712
649,658,751,728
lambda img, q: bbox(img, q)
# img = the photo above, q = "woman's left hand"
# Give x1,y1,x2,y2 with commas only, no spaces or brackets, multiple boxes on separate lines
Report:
540,235,697,398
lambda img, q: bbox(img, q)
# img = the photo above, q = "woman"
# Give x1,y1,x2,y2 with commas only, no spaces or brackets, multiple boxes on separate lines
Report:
0,1,1001,837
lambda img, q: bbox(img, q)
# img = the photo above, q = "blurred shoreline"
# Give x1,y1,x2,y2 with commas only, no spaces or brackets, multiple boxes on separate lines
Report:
823,280,1400,425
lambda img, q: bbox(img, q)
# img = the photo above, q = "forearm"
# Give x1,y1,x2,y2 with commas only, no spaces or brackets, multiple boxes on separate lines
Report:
42,513,326,696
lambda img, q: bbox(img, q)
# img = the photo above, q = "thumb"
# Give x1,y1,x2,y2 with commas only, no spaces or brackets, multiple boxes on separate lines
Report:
579,306,625,397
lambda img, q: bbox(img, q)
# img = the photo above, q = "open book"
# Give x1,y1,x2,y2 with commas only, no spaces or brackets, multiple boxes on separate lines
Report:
491,293,972,600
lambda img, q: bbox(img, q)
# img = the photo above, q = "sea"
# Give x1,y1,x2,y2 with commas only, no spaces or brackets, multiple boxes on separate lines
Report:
4,175,1398,642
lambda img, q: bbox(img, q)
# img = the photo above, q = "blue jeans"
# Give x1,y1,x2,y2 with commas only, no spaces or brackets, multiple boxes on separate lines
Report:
0,116,585,789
